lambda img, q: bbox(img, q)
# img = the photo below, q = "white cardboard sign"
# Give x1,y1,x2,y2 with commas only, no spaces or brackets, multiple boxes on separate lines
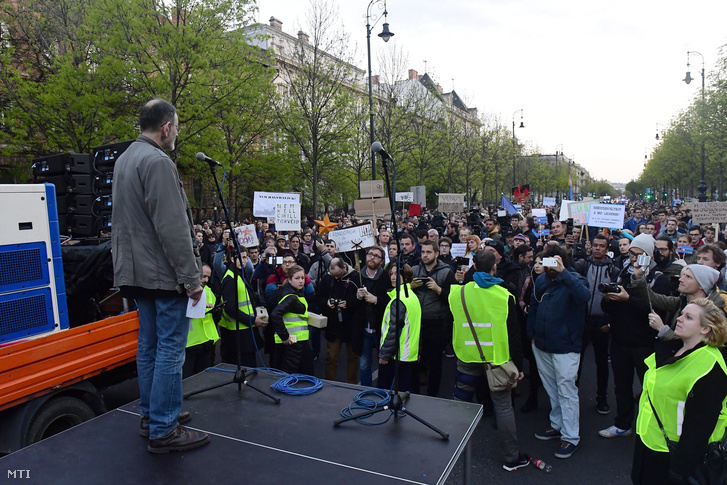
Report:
450,243,467,258
588,203,626,228
274,202,301,231
234,224,259,248
253,191,301,218
396,192,414,202
328,223,376,253
543,197,556,207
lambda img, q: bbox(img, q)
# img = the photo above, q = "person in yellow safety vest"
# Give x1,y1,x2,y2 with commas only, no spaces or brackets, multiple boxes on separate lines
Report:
269,264,314,375
183,264,222,378
220,248,267,368
378,263,421,393
632,298,727,484
448,250,529,472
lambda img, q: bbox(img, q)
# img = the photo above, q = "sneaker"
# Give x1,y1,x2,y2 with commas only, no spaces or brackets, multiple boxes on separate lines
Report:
535,428,561,441
503,453,530,472
597,397,611,415
555,441,578,459
598,425,633,438
148,425,210,454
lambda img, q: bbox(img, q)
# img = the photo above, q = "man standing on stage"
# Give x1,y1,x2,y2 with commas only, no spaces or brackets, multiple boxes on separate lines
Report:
112,98,210,453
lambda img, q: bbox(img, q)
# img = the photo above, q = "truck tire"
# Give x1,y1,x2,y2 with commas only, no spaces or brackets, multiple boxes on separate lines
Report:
25,396,96,445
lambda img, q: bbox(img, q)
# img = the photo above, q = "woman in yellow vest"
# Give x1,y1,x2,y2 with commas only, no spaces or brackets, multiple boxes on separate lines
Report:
220,249,266,367
269,264,314,375
378,263,421,393
632,298,727,484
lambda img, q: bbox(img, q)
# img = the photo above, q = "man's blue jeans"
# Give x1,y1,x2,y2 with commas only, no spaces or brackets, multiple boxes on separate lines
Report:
136,296,188,439
359,331,377,387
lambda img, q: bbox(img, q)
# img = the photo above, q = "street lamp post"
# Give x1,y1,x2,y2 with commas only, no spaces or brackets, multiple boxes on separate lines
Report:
512,109,524,188
683,51,707,202
366,0,394,180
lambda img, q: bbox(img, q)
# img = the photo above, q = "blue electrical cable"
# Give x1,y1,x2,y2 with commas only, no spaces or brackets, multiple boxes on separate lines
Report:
339,389,396,425
271,374,323,396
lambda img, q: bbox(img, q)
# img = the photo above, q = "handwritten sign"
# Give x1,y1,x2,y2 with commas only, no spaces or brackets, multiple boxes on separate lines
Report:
274,202,301,231
588,203,626,228
692,202,727,224
253,191,301,218
543,197,556,207
567,201,594,225
450,243,467,258
438,193,465,213
396,192,414,202
234,224,259,248
328,222,376,253
359,180,385,198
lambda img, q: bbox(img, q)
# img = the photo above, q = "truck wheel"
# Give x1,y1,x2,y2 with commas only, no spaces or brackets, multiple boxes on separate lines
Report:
25,396,96,445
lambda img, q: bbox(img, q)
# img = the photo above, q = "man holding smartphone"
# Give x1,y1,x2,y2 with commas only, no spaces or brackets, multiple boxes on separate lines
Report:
527,245,590,459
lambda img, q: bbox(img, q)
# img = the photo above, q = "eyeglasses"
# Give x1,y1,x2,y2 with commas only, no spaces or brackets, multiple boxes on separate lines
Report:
367,253,383,260
655,247,670,253
628,249,644,257
282,260,295,265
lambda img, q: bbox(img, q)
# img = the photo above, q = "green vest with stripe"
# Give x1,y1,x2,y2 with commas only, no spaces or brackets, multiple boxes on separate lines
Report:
380,284,421,362
448,282,511,365
187,286,220,348
636,345,727,452
220,269,254,331
274,294,309,344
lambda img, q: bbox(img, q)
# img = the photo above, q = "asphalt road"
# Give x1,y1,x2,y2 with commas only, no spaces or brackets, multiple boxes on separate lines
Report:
102,338,635,484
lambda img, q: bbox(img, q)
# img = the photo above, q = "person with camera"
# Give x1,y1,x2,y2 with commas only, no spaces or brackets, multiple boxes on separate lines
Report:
449,250,529,472
599,234,670,439
631,299,727,485
574,234,620,415
411,241,457,396
527,245,590,459
356,246,390,387
317,257,362,383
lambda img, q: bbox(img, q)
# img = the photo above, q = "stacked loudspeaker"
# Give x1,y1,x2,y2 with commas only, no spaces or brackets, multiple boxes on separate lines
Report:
32,141,133,237
0,184,70,343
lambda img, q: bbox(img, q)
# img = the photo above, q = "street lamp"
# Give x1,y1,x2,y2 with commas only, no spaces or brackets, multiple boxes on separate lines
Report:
683,50,706,202
512,108,524,187
366,0,394,180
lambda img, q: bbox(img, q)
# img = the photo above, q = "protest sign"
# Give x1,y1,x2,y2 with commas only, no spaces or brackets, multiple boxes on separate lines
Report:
396,192,414,202
410,186,426,207
543,196,556,206
234,224,259,248
588,203,626,228
328,223,376,253
274,202,301,231
409,203,421,216
359,180,386,198
438,193,465,213
691,202,727,224
354,198,391,218
450,243,467,258
532,208,546,219
567,201,594,225
253,192,301,218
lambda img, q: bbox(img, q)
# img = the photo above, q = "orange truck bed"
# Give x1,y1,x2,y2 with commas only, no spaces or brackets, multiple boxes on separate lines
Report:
0,312,139,412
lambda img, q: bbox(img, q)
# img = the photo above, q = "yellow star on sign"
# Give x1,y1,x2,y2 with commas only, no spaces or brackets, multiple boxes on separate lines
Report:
314,214,338,237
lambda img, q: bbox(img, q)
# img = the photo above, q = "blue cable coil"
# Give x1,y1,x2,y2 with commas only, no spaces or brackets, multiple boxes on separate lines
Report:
270,374,323,396
339,389,395,426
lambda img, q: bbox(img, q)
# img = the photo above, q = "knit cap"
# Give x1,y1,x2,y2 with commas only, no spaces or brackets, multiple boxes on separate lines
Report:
629,233,655,258
686,264,720,293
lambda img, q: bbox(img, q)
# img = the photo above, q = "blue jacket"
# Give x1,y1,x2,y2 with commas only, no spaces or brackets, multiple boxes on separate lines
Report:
526,268,590,354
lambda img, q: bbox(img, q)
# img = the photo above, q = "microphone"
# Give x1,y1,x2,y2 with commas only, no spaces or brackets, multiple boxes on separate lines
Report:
196,152,222,167
371,141,392,160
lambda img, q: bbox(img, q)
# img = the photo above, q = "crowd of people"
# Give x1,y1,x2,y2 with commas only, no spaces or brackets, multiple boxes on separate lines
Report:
183,201,727,480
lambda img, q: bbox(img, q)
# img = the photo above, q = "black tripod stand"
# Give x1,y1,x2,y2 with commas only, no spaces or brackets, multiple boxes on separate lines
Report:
184,156,279,404
333,145,447,440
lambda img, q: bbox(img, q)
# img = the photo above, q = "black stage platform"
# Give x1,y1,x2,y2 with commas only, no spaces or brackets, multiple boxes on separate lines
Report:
0,365,482,484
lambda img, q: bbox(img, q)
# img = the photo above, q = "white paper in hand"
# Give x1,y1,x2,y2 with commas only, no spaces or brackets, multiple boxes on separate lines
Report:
186,297,206,319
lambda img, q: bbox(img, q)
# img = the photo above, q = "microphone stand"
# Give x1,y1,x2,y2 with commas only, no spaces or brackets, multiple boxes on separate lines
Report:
184,159,280,404
333,150,448,440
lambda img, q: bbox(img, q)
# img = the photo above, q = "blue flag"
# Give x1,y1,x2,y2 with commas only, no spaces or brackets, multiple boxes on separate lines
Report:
501,193,519,216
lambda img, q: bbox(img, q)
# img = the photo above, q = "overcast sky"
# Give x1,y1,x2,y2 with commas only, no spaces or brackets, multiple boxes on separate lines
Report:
257,0,727,184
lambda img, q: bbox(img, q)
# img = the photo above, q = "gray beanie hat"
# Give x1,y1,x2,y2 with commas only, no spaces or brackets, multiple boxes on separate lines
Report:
629,233,655,258
686,264,720,294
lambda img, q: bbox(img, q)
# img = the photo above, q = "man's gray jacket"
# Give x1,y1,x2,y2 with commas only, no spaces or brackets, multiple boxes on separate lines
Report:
112,135,201,293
